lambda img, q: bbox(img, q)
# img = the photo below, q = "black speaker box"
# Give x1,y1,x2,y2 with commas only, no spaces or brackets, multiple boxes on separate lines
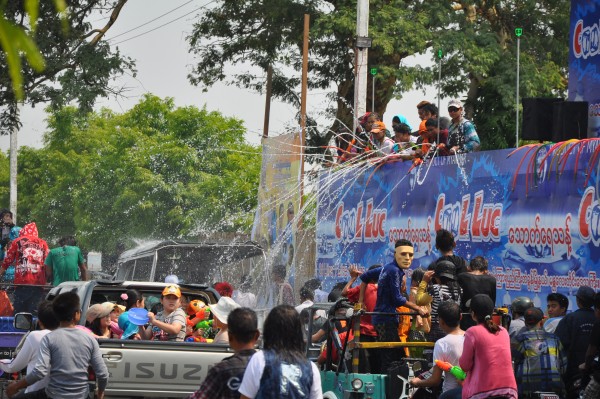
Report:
521,98,563,141
552,101,589,141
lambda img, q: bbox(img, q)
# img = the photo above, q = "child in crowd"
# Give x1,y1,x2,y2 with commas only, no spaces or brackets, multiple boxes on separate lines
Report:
410,301,465,399
0,301,59,395
239,305,322,399
118,289,146,340
7,292,109,399
143,285,186,342
211,296,240,345
459,294,517,399
109,304,125,338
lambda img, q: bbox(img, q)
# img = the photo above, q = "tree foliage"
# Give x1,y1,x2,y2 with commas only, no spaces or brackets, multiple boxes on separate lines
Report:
1,95,261,255
187,0,569,157
0,0,133,135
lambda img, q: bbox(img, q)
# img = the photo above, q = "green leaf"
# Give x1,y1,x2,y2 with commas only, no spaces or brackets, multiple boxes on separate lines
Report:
25,0,39,32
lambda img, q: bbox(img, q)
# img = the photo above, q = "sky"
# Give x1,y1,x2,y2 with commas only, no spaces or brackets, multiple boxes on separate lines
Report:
0,0,443,152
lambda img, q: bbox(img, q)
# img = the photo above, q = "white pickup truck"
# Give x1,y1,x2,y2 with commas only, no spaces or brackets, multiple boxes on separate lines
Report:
44,279,233,398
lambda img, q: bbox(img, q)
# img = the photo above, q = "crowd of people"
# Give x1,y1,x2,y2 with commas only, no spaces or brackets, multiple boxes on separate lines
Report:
2,202,600,398
333,99,481,165
0,209,88,315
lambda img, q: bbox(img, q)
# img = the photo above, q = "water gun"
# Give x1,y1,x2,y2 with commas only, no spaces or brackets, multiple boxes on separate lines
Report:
186,308,210,327
435,359,466,381
195,320,213,331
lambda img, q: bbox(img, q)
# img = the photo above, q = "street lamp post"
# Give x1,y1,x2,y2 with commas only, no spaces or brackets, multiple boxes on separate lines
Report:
515,28,523,148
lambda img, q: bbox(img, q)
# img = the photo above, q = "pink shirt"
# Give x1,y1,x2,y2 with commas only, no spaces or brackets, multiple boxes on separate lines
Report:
459,324,517,399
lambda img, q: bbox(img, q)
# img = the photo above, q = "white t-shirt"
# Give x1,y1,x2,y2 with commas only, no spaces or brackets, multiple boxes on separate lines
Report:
238,350,322,399
433,332,465,392
0,330,51,393
509,317,525,338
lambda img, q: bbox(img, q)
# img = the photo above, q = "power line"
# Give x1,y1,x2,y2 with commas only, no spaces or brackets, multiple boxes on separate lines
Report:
108,0,196,41
111,0,217,46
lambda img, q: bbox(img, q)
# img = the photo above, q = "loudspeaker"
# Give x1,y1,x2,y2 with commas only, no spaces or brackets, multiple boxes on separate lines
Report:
521,98,564,141
552,101,588,141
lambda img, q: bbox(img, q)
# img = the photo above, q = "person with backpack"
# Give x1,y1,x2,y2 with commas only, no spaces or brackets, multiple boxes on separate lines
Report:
239,305,322,399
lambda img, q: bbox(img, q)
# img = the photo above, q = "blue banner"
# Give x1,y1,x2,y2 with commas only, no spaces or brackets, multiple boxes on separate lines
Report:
316,145,600,312
569,0,600,136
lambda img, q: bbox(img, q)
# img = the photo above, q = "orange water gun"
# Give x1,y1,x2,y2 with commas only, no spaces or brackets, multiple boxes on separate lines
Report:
435,359,467,381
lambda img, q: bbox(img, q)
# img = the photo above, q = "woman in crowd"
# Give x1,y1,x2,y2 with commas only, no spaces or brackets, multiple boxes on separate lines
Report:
239,304,322,399
86,302,118,339
459,294,517,399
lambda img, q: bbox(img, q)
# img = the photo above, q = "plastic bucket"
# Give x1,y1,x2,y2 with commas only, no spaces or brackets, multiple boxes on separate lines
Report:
128,308,149,326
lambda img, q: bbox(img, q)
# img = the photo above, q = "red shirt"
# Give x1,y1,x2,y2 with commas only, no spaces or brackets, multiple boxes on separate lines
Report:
2,222,48,285
346,284,377,337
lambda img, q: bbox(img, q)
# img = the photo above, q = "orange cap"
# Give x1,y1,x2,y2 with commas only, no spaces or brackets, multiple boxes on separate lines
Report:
370,121,386,133
162,285,181,298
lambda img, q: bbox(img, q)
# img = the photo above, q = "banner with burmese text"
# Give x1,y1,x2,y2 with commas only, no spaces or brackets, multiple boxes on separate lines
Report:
316,144,600,311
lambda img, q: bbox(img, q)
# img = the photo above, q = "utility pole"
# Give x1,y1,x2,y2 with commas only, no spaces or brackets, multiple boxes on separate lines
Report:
9,103,19,223
263,65,273,138
353,0,370,133
299,14,309,218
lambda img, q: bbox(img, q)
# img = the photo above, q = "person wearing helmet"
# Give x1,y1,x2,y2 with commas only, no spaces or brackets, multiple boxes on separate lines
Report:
509,296,534,338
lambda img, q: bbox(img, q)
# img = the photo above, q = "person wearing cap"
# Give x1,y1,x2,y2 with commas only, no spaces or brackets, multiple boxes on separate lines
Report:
512,307,567,398
443,99,480,154
417,260,462,342
555,285,597,397
85,302,117,339
459,294,517,399
211,296,241,345
143,285,187,342
368,121,395,156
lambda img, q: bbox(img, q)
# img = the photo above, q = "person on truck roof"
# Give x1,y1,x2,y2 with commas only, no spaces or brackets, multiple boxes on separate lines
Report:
0,222,49,314
6,292,109,399
188,307,259,399
44,235,87,286
143,284,187,342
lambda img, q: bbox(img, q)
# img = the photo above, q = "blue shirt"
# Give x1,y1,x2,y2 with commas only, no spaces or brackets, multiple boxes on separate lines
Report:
360,260,407,325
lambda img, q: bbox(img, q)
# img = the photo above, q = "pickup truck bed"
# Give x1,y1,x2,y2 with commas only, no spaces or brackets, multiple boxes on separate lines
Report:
46,280,232,398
